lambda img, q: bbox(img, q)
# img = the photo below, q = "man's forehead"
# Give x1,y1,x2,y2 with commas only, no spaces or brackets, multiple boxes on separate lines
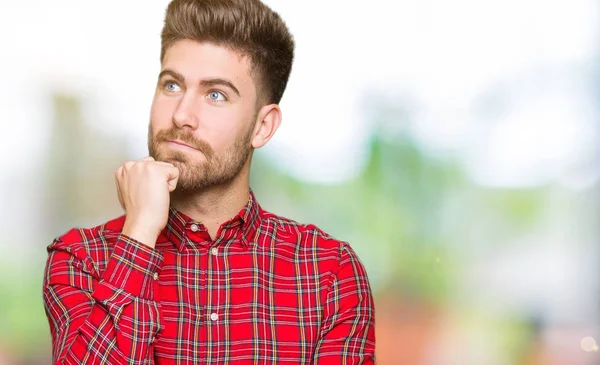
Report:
161,40,252,79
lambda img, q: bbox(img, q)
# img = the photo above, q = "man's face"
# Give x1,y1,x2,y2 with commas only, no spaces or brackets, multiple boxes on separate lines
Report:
148,40,259,191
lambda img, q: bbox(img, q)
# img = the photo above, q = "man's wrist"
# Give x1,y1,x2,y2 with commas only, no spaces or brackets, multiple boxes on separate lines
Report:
122,219,160,248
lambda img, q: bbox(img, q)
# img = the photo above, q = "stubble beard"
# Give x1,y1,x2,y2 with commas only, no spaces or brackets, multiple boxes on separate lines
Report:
148,124,254,192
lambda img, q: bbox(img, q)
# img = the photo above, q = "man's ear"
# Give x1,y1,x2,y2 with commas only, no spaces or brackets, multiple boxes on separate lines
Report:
251,104,282,149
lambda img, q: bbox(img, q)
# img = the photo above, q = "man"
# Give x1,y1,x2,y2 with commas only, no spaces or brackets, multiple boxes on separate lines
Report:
43,0,376,364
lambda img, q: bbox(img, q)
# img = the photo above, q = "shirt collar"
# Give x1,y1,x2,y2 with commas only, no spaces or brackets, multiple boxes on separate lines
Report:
160,189,262,252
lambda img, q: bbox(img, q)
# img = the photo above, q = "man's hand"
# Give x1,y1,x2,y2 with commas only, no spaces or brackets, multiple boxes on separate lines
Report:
115,157,180,248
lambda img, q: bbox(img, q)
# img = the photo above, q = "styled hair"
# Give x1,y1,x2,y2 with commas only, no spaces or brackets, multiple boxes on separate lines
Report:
161,0,295,105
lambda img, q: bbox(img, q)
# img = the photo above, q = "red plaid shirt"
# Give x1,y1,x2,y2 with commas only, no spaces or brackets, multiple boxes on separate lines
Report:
43,191,375,364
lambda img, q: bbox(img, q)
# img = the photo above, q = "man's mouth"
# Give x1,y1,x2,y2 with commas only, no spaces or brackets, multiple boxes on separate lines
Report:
167,140,198,151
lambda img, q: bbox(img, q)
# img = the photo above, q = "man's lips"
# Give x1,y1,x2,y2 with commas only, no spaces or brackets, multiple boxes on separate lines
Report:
167,140,197,150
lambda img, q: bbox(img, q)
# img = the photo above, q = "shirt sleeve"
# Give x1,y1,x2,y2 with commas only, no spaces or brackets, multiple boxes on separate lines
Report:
312,242,376,365
43,230,164,364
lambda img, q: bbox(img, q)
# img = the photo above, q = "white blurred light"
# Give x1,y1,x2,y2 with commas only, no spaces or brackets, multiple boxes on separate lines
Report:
581,336,598,352
465,89,598,188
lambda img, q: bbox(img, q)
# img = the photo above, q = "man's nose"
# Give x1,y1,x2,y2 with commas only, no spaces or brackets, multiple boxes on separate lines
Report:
172,92,201,129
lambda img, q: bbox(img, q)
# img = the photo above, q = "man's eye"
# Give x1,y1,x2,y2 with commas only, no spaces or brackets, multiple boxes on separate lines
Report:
208,91,226,102
165,82,181,92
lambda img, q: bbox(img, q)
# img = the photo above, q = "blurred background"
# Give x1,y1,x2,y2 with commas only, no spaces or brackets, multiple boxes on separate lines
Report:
0,0,599,364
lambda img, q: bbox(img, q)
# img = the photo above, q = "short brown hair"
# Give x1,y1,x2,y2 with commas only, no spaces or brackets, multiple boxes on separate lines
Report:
160,0,295,105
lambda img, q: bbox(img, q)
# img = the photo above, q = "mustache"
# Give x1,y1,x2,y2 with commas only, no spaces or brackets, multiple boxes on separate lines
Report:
154,128,214,158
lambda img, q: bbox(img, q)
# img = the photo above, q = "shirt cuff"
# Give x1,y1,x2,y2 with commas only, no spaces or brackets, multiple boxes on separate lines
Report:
99,234,164,299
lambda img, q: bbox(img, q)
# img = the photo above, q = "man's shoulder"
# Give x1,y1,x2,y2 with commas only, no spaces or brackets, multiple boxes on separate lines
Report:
261,210,348,253
48,215,127,253
260,210,367,277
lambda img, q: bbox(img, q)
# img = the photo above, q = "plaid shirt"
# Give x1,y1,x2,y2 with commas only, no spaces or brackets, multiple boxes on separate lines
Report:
43,191,375,364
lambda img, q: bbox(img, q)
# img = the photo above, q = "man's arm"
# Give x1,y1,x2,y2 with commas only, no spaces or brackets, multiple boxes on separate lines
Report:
312,243,376,365
43,229,163,364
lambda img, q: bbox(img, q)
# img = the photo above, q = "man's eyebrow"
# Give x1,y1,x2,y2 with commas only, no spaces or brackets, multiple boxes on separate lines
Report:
158,69,185,83
200,78,241,97
158,70,241,97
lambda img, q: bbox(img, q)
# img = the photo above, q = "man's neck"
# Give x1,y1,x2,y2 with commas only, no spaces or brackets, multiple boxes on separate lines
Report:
170,176,250,240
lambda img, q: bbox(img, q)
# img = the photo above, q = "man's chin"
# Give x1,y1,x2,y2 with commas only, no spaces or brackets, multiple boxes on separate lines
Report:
172,177,210,193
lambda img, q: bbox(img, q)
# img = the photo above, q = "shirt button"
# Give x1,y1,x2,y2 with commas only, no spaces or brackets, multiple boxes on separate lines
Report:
190,224,199,232
153,273,159,280
210,247,218,256
210,313,219,321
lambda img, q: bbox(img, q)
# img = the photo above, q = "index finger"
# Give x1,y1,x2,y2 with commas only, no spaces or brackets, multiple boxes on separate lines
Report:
163,165,180,192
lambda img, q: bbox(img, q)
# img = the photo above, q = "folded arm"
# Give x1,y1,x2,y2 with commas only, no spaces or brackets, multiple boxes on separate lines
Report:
43,230,163,364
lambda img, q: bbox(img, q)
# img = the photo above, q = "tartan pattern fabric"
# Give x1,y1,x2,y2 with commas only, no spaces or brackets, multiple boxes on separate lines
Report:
43,191,375,364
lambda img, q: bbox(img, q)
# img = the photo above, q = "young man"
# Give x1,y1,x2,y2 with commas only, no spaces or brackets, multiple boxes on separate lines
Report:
43,0,375,364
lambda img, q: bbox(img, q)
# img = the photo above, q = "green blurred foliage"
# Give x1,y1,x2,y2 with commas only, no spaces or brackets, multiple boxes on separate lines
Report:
0,257,50,356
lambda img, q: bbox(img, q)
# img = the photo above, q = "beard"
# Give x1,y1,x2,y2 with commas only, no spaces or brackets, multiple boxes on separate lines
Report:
147,123,254,192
